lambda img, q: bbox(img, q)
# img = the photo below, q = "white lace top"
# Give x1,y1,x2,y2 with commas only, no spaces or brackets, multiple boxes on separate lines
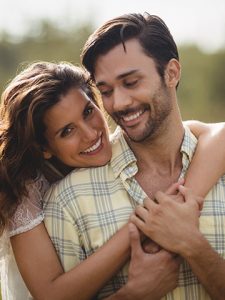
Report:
0,174,50,300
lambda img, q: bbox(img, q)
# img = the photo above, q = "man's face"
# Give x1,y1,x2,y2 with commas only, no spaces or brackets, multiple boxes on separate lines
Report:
94,39,173,143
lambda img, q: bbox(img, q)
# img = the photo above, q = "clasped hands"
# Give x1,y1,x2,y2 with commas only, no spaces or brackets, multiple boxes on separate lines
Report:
114,182,204,300
130,181,204,256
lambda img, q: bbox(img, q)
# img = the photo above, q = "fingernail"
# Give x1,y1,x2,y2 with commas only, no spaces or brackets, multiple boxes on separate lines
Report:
179,185,185,191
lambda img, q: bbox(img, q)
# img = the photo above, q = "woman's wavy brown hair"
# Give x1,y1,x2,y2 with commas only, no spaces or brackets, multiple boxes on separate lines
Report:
0,61,98,234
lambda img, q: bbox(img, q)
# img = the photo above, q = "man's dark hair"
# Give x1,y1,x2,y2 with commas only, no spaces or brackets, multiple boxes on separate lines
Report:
81,12,179,81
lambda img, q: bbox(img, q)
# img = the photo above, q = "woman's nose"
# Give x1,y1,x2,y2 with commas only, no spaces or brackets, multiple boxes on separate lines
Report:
81,124,98,142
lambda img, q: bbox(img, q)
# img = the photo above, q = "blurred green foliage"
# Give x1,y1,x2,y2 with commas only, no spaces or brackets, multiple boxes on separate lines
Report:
178,46,225,121
0,19,92,91
0,20,224,122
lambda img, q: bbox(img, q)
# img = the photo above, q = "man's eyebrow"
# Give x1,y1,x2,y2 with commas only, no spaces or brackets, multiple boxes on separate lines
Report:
96,69,139,87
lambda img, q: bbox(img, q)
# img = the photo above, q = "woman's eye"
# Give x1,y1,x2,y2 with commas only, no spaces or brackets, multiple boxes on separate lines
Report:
84,106,94,117
99,89,113,97
61,127,73,137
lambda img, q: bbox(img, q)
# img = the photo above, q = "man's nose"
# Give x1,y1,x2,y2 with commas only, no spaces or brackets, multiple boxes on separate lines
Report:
112,88,133,112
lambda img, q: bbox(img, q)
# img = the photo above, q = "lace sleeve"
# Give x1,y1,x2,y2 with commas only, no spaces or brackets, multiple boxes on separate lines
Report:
8,174,50,237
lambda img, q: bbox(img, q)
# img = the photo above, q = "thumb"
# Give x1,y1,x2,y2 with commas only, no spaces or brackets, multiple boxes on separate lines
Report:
178,185,194,203
129,223,142,259
179,185,203,215
179,185,204,210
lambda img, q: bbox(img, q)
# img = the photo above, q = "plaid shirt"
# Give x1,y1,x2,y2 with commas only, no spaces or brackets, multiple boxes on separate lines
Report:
44,127,225,300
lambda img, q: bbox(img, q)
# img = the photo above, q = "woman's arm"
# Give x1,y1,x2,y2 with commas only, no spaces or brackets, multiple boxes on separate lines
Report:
11,121,225,300
184,121,225,197
11,222,130,300
11,184,182,300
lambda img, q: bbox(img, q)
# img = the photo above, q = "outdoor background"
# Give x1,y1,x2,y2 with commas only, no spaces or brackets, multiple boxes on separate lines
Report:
0,0,225,298
0,0,225,123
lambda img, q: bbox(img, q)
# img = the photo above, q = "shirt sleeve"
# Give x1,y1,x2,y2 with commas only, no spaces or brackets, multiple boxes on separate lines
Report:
8,174,50,237
43,186,85,272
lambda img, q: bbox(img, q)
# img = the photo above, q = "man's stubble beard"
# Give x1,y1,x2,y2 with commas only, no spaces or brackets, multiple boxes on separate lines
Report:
121,87,173,143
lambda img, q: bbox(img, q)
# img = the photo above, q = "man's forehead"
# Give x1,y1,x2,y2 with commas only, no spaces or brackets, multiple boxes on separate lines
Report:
95,69,139,87
93,41,148,83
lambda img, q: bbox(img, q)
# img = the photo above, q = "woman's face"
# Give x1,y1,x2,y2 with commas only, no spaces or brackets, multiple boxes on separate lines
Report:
43,88,112,168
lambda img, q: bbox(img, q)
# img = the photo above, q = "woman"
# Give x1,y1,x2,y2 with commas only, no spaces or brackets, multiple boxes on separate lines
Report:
0,61,224,300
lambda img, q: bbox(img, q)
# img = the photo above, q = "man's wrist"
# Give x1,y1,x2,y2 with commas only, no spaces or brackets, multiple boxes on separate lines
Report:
179,230,206,259
109,282,161,300
106,284,133,300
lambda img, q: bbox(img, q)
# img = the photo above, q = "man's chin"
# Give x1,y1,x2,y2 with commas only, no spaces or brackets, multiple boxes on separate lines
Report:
121,126,147,142
123,131,145,143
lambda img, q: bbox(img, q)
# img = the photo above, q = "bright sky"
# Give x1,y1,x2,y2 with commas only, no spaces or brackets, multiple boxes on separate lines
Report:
0,0,225,52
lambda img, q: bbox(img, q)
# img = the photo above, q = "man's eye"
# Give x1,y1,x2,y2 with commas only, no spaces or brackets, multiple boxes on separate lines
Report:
61,127,74,137
125,79,138,87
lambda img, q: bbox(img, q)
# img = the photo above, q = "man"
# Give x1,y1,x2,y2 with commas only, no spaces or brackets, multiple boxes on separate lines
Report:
81,12,225,299
44,13,225,299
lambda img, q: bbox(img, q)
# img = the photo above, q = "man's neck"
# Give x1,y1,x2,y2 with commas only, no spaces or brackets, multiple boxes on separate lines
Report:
125,116,185,197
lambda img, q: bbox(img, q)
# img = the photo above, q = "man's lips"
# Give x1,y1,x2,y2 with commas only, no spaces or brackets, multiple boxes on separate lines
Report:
115,108,148,127
122,109,145,122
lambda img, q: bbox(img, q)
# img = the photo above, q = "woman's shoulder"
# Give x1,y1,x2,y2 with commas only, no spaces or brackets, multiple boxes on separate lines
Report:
25,173,50,196
8,174,50,237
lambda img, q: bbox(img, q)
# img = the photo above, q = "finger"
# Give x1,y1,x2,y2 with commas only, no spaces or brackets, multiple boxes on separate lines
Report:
128,223,142,258
154,190,171,204
178,177,185,186
165,179,184,195
178,185,204,210
135,205,148,221
178,185,195,203
130,214,146,234
143,197,154,210
196,196,204,210
172,192,185,203
143,197,158,210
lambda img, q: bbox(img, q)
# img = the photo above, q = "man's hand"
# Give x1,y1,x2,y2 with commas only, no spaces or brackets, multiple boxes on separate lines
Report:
112,223,180,300
141,180,186,254
130,186,203,256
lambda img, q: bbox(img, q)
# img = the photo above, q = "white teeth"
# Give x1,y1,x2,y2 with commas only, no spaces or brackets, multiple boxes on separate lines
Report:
82,137,102,154
123,110,144,122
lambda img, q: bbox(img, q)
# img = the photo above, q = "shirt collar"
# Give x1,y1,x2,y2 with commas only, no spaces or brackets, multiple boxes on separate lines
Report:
110,125,198,179
110,127,137,179
180,126,198,172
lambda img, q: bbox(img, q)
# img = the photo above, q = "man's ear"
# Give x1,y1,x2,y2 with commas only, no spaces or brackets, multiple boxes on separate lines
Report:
164,59,181,88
